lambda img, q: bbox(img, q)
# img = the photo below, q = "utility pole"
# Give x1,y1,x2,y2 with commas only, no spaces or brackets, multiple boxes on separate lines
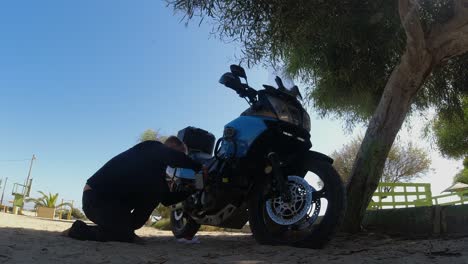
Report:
0,177,7,206
23,154,36,197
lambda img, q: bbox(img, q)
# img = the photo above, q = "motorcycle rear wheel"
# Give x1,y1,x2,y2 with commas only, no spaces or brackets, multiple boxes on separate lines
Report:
170,210,200,239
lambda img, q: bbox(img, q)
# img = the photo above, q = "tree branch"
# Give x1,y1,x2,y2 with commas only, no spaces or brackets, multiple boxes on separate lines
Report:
429,0,468,62
432,0,468,35
399,0,426,55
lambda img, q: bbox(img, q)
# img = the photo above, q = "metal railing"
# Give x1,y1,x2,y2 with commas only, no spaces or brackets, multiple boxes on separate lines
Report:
12,179,33,197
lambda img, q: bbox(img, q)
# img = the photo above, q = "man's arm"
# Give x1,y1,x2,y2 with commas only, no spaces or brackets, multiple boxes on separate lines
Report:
160,190,192,207
151,142,202,171
131,204,156,230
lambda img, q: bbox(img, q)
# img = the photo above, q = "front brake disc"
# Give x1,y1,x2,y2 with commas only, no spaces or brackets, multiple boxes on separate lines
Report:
265,176,314,225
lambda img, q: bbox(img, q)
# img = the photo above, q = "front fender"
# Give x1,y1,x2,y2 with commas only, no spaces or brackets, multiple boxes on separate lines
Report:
305,150,334,165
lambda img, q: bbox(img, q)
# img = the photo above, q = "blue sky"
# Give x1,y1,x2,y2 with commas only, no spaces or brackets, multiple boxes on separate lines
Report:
0,1,460,208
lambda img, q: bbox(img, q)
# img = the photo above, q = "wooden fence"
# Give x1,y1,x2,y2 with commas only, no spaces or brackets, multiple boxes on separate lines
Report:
368,183,432,210
369,182,468,210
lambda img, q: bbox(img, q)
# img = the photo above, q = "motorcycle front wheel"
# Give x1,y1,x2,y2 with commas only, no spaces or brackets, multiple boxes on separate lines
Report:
248,159,346,248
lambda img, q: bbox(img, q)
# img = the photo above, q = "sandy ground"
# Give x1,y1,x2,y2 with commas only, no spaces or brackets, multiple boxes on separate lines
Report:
0,212,467,264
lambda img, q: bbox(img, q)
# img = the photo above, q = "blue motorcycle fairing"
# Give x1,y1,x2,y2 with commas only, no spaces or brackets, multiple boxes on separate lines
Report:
171,115,275,180
172,167,197,180
221,115,276,158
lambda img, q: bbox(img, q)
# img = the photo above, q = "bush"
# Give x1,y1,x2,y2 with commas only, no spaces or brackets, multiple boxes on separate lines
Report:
151,217,247,233
152,218,171,230
56,208,87,220
199,225,225,232
71,208,87,220
154,205,170,219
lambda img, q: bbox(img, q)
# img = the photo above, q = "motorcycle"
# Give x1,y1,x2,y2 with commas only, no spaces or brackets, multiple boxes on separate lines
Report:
166,65,345,248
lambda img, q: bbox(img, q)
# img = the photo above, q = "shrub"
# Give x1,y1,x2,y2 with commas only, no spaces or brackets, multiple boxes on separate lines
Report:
152,218,171,230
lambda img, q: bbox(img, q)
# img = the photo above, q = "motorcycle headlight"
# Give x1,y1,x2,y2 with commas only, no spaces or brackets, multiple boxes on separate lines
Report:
268,96,291,122
268,95,308,130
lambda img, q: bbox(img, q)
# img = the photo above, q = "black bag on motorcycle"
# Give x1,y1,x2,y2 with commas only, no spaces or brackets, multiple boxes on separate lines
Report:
177,126,215,155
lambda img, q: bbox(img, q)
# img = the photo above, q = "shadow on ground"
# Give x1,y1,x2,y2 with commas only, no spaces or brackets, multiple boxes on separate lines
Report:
0,226,467,264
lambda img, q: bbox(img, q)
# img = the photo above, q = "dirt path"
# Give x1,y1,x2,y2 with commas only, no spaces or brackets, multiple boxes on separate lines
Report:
0,212,467,264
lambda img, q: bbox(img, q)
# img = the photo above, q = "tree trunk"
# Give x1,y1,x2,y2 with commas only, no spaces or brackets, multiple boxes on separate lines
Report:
341,49,433,233
341,0,468,233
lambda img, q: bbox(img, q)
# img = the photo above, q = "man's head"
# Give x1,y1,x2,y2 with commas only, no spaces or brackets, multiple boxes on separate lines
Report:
164,136,188,154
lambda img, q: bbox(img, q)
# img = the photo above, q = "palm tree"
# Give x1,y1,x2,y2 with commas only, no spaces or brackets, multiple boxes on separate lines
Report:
25,191,71,209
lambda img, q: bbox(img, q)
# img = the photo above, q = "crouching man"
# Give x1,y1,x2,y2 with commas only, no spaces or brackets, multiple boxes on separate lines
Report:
64,136,202,244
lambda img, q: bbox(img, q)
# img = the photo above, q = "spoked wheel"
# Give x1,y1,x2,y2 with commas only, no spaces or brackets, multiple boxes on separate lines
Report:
248,160,345,248
170,209,200,239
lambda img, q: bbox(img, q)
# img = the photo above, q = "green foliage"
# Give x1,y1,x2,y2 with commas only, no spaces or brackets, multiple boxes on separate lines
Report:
199,225,225,232
152,218,171,230
58,208,86,220
150,207,226,231
432,97,468,159
454,168,468,184
139,129,168,143
332,137,431,185
169,0,467,125
331,137,361,184
153,204,171,219
453,157,468,184
25,191,71,209
13,194,24,207
71,208,87,220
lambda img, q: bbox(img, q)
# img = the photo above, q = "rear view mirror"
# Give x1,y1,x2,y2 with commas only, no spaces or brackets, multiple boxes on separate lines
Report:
230,65,247,79
219,72,244,93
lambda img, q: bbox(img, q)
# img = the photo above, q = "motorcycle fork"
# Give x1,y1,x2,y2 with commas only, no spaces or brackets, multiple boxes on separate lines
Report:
267,152,291,202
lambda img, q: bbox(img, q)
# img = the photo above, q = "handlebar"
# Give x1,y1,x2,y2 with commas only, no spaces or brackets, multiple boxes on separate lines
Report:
219,71,258,104
239,84,258,104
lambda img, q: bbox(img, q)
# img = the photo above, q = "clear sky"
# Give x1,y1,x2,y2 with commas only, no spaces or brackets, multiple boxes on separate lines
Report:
0,1,461,209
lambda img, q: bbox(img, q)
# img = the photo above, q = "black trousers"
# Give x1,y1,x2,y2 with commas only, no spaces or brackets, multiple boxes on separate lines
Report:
69,190,153,242
69,189,190,243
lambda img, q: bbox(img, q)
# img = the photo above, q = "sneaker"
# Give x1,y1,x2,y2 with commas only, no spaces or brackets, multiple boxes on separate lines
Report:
61,228,71,237
67,220,89,240
176,236,200,244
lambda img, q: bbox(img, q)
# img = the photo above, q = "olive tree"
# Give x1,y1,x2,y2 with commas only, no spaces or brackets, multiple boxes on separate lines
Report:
332,137,431,188
139,129,171,220
169,0,468,232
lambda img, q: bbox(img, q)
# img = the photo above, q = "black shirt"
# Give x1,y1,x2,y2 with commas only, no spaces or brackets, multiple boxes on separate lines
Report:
86,140,202,208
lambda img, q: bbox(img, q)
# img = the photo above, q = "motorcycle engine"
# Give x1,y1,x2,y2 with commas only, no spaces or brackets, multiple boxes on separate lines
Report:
168,164,239,215
185,186,233,214
200,189,217,211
